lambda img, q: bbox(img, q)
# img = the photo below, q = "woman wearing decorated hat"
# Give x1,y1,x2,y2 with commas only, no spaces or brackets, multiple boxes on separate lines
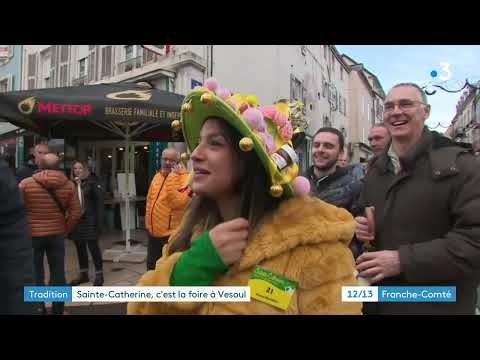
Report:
128,78,361,315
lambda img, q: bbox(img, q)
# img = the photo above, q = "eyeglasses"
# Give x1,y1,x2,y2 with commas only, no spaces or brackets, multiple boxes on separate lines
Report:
383,99,429,114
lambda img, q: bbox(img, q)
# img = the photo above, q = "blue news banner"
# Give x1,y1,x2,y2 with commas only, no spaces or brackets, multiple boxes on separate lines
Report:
342,286,456,302
24,286,456,303
24,286,251,303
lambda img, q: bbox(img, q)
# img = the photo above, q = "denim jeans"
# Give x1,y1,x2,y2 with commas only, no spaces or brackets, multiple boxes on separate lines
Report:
32,234,65,315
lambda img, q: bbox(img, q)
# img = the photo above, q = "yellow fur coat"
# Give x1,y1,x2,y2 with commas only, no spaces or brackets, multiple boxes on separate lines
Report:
128,196,362,315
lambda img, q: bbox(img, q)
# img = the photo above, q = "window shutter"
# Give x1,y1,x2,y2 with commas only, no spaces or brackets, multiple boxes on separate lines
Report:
60,45,69,62
60,64,68,87
50,45,57,87
96,46,100,80
101,47,105,76
60,65,64,87
102,46,112,77
88,50,96,82
145,48,154,63
28,54,37,77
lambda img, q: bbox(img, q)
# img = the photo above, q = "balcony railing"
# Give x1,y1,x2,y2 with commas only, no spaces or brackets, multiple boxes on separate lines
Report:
169,51,207,70
72,75,87,86
117,56,143,75
103,50,208,82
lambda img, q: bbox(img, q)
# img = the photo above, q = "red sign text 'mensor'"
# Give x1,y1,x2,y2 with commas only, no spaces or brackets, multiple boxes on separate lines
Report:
38,102,93,116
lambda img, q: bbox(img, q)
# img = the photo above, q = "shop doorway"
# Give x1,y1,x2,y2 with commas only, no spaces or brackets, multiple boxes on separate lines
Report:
78,140,151,231
78,140,150,196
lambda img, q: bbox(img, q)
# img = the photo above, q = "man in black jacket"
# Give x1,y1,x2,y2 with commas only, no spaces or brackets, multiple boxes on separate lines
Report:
355,83,480,315
0,159,37,315
16,143,49,183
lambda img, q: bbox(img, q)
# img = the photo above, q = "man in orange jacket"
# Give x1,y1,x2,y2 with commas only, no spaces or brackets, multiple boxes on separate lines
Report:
145,148,191,270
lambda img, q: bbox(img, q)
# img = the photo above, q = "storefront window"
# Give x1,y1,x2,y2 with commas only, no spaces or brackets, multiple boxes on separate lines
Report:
100,148,113,193
0,138,16,170
134,145,149,197
116,146,126,172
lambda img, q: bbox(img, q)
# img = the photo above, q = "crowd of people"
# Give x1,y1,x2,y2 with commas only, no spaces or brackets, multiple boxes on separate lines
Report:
1,144,105,314
130,80,480,315
1,79,479,315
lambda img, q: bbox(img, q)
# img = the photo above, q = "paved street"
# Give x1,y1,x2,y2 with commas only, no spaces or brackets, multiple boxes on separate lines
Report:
35,228,480,315
42,229,148,315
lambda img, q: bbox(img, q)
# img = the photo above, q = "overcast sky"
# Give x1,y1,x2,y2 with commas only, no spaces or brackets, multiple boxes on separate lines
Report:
336,45,480,133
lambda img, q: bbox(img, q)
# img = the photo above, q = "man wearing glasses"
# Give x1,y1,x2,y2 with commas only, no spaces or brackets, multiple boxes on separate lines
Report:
145,148,191,270
354,83,480,315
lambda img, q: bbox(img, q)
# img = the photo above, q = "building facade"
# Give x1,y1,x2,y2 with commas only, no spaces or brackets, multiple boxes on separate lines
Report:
211,45,351,173
12,45,389,174
19,45,209,201
341,54,385,163
12,45,387,176
449,84,479,150
0,45,29,168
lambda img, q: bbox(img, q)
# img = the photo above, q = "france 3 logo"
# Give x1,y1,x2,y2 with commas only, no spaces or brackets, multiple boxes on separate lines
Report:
423,62,453,95
422,63,479,96
430,62,452,82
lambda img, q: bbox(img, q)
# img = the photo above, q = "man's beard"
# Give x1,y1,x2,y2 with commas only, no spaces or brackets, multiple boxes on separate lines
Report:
314,158,338,172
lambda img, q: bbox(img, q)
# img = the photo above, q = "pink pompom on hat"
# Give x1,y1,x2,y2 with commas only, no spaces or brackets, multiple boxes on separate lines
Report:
215,88,231,100
260,106,277,119
180,77,309,198
243,107,265,132
280,122,293,140
204,77,219,92
293,176,311,196
258,132,276,154
273,111,288,128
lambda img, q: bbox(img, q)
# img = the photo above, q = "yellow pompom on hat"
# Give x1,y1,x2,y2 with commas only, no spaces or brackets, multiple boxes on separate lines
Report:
179,78,310,198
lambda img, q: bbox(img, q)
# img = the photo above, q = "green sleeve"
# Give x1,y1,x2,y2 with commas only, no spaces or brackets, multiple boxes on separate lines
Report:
170,231,229,286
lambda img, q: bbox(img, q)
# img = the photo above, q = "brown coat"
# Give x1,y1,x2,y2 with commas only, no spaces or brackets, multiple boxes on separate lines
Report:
360,129,480,315
128,196,362,315
19,170,81,237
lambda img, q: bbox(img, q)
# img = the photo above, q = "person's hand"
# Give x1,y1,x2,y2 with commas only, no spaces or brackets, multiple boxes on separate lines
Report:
209,218,249,265
356,250,401,284
355,216,374,242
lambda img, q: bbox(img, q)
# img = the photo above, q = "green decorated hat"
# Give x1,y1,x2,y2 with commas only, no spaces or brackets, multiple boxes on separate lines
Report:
176,77,310,199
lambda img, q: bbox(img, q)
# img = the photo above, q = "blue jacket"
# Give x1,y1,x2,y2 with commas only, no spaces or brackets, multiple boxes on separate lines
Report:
305,165,363,258
305,165,363,216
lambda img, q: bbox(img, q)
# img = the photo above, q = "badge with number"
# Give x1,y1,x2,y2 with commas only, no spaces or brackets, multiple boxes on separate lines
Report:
248,266,298,311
